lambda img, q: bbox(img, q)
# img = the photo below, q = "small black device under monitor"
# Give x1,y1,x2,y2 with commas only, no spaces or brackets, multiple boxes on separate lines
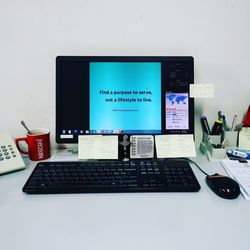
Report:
56,56,194,144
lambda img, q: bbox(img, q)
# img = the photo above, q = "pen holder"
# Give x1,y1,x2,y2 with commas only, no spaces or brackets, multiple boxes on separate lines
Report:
202,133,221,145
200,133,226,161
207,142,226,159
223,131,238,148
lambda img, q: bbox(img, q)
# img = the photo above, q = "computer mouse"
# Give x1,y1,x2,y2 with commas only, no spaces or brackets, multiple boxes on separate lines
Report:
206,173,240,199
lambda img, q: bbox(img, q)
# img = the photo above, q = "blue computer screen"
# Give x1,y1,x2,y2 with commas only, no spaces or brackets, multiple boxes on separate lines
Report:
89,62,161,134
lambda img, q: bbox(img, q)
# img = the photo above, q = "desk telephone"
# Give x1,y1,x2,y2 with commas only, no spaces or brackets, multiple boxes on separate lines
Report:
0,134,25,175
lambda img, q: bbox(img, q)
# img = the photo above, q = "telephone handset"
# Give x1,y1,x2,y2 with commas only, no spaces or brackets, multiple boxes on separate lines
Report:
0,133,26,175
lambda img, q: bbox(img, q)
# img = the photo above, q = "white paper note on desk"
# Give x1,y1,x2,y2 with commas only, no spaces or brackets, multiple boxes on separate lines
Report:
155,134,196,158
190,84,214,98
78,135,118,159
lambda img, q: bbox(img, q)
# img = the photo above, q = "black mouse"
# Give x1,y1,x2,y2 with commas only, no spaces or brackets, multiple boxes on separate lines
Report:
206,173,240,199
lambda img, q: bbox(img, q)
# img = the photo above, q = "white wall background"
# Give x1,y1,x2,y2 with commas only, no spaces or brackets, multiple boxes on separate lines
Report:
0,0,249,148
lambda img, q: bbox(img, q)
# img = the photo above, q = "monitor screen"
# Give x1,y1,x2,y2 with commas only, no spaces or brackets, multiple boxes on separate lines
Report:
56,56,194,143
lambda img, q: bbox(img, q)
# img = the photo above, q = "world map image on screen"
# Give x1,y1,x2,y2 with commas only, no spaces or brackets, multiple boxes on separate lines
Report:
166,93,188,106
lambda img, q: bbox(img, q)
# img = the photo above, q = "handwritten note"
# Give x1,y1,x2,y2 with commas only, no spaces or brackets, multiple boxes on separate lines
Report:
78,135,118,159
155,134,196,158
190,84,214,98
239,127,250,150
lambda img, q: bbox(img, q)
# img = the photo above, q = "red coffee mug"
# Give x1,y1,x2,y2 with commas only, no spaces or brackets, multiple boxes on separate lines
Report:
16,128,50,161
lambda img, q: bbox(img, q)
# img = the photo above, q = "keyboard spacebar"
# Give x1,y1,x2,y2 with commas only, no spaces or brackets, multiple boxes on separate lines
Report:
58,184,139,189
30,184,162,193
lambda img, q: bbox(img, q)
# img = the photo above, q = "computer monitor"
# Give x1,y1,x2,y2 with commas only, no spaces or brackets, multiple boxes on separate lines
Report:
56,56,194,143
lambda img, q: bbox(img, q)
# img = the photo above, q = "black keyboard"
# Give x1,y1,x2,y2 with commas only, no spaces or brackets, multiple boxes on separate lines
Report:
22,160,200,194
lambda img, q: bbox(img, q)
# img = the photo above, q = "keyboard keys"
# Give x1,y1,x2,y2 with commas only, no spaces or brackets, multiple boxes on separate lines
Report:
22,160,200,194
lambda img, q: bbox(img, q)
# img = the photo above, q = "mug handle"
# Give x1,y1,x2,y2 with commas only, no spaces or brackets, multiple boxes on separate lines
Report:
15,137,29,155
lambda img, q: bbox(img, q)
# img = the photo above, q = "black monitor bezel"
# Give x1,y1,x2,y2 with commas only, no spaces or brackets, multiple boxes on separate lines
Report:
56,56,194,144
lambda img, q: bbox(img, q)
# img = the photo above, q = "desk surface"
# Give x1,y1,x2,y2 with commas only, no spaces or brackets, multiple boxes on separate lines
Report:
0,151,249,250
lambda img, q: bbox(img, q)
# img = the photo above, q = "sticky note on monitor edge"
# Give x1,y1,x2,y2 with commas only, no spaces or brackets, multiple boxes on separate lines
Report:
190,84,214,98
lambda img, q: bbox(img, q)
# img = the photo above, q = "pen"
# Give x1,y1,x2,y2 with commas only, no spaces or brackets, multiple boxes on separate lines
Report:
222,115,228,131
218,111,222,121
228,157,248,162
231,115,237,131
200,116,211,135
211,120,223,135
234,123,243,131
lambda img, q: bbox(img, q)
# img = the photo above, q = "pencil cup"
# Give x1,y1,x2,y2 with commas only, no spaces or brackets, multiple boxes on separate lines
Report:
208,146,226,159
203,133,221,145
223,131,238,147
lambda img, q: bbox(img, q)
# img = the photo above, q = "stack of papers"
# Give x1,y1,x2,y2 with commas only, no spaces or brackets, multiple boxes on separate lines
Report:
221,159,250,200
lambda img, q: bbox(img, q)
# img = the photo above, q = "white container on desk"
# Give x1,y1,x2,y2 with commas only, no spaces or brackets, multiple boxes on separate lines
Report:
200,133,226,161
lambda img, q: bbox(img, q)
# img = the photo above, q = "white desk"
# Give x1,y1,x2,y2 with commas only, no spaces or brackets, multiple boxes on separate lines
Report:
1,151,250,250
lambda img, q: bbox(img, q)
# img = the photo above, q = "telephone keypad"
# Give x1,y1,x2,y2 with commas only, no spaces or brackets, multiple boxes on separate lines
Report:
0,134,25,174
0,144,20,161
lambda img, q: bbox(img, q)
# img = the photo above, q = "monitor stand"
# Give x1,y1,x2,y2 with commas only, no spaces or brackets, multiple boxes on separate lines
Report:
119,135,130,161
67,148,78,154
